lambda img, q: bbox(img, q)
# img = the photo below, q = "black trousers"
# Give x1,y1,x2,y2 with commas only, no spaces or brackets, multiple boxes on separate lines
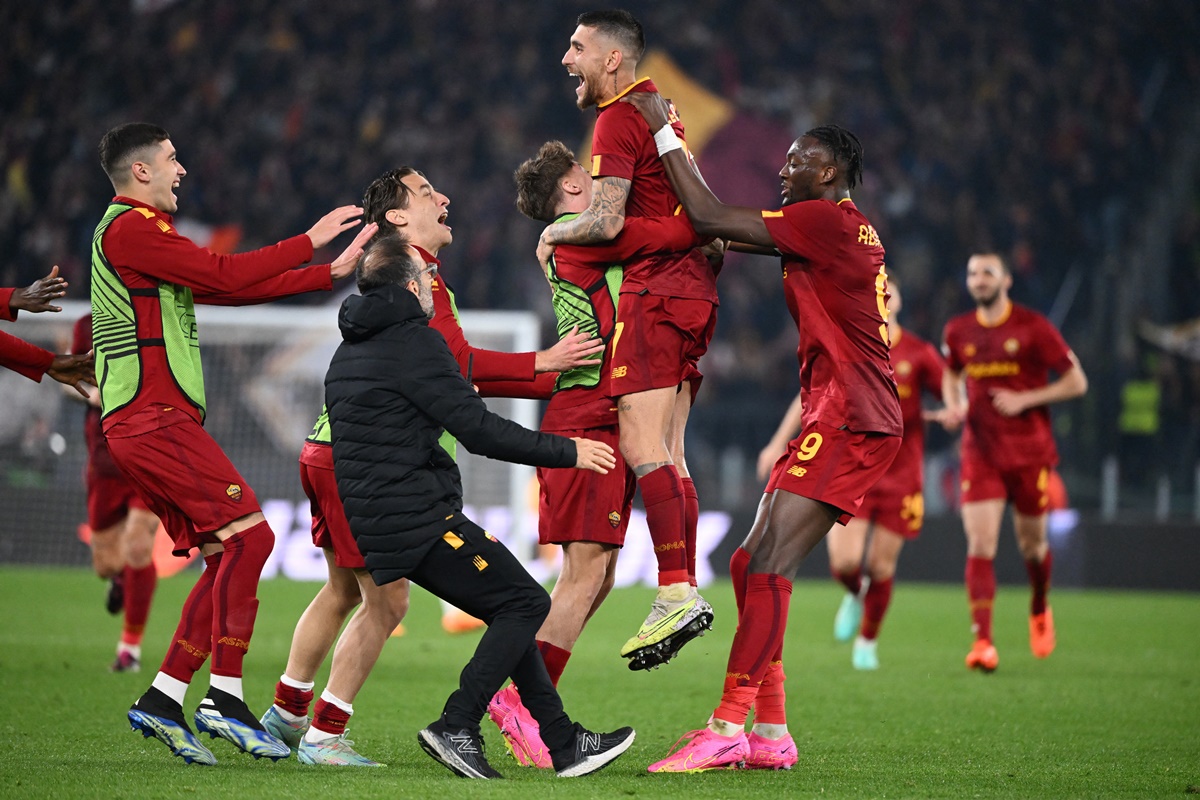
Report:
409,516,574,752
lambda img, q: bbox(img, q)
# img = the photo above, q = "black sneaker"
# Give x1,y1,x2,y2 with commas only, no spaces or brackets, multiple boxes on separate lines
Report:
551,723,636,777
106,575,125,615
418,716,503,779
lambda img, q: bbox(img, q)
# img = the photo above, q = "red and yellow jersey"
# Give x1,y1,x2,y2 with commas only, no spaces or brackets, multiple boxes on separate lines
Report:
591,78,717,303
871,326,944,496
942,301,1075,469
761,198,901,436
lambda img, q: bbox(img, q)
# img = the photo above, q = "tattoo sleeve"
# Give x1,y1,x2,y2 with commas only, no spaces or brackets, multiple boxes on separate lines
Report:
543,177,631,245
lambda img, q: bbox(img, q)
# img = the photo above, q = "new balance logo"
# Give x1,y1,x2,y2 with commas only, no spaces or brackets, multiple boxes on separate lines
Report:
450,734,479,753
579,732,603,753
786,465,807,478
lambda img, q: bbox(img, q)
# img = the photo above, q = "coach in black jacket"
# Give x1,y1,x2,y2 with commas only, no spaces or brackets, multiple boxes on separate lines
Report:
324,234,633,779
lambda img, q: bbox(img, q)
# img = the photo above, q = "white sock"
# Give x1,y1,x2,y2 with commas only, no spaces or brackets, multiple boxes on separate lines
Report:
210,674,243,700
280,674,315,691
709,717,743,738
752,722,789,740
151,672,189,706
117,642,141,659
320,689,353,714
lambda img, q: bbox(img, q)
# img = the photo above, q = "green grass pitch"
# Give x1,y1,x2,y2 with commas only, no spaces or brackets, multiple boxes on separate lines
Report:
1,566,1196,798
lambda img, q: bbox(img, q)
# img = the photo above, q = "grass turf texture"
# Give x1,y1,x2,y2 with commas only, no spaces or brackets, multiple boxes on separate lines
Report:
0,567,1196,799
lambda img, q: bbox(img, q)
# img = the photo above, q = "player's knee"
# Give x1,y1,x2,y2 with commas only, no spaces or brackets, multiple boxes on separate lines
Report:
125,537,154,569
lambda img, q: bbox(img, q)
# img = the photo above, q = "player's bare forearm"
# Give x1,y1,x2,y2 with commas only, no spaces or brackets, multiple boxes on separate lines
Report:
728,241,781,257
940,368,968,429
658,149,774,248
542,177,630,246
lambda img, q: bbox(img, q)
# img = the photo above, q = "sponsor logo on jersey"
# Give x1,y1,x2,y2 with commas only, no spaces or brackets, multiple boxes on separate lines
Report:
226,484,242,501
965,361,1020,378
611,365,628,379
786,465,807,478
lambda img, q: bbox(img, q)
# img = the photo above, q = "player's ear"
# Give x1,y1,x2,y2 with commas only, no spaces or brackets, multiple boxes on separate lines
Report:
385,208,406,228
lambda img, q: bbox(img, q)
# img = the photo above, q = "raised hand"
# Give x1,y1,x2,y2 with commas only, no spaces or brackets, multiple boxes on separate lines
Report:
11,265,68,313
47,351,96,398
330,222,379,280
571,437,616,474
306,206,365,250
536,231,557,270
534,325,604,373
621,90,672,131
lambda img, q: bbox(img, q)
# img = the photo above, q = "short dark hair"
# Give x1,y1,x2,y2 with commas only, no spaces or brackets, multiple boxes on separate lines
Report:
970,252,1010,274
577,10,644,62
804,125,864,189
362,167,422,231
514,141,577,223
356,232,421,293
99,123,170,187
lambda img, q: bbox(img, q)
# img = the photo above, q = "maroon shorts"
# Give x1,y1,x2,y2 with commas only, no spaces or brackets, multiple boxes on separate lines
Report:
537,426,636,546
86,464,150,531
299,441,365,569
609,293,716,398
857,485,925,540
105,409,260,556
765,420,902,525
960,458,1052,516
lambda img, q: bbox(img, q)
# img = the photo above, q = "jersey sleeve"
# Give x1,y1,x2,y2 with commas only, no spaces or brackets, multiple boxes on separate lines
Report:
0,330,54,382
0,288,16,321
428,279,537,382
474,372,556,400
560,215,700,267
1030,314,1075,374
105,211,314,295
761,201,837,260
590,105,642,182
194,265,332,306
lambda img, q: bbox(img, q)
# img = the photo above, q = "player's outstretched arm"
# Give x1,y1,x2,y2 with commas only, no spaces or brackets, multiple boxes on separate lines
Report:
47,351,96,398
623,92,775,249
9,266,68,314
534,325,603,374
306,205,366,250
571,437,615,475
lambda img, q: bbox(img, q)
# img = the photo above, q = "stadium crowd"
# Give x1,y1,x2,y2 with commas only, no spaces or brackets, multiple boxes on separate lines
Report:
2,0,1197,493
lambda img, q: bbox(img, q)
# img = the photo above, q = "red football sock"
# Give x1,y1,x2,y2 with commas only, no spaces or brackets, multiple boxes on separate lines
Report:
715,573,792,725
681,477,699,586
210,522,274,678
120,562,157,647
729,547,751,618
159,552,221,682
275,681,314,718
860,576,893,641
536,639,572,687
637,465,689,586
754,659,788,725
966,556,996,643
1025,550,1053,615
312,697,351,737
833,566,862,595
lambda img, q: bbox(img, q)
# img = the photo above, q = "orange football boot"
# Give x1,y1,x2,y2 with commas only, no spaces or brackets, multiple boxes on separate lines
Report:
1029,608,1055,658
965,639,999,673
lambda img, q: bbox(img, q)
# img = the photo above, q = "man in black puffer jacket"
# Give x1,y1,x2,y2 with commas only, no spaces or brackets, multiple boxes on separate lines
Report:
325,233,635,779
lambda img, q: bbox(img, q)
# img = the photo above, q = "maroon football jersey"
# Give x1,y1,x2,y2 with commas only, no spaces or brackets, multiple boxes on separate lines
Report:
591,78,717,302
762,199,901,436
942,301,1075,469
871,326,944,495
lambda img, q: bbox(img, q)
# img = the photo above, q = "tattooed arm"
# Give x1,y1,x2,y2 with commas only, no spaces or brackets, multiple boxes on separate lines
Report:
537,176,631,267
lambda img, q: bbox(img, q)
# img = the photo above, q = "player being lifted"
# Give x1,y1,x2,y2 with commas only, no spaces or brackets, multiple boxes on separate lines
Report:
540,9,719,669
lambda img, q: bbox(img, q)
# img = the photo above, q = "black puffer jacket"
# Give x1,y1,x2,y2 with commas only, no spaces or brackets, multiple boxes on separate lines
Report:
325,284,575,584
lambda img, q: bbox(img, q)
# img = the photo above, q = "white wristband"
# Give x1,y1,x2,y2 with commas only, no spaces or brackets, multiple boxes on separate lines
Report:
653,124,683,156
